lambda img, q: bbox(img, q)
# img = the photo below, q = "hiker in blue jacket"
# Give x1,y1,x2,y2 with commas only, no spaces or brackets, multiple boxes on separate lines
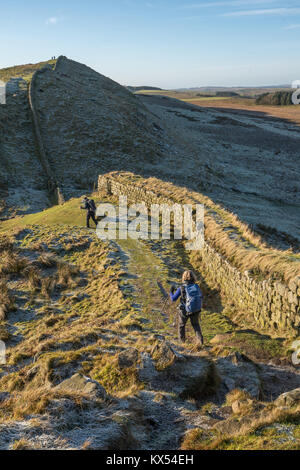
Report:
80,196,97,228
170,270,204,345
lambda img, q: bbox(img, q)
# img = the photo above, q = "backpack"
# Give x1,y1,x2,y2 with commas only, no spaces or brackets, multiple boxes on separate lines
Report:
183,283,203,314
88,199,96,212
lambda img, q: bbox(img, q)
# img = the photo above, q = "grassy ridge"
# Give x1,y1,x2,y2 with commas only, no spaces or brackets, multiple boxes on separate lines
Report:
0,196,89,232
0,59,56,83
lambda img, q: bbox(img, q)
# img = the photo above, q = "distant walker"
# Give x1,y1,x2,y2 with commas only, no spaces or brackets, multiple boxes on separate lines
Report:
80,196,97,228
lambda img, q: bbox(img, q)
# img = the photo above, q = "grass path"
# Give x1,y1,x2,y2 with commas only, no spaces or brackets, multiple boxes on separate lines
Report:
117,238,171,332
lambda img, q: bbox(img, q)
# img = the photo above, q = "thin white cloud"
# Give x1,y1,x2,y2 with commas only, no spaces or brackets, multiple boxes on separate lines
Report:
46,17,60,25
284,23,300,29
222,7,300,16
179,0,279,9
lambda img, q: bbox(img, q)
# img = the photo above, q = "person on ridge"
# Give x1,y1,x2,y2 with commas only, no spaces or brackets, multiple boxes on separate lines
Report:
170,270,204,345
80,196,97,228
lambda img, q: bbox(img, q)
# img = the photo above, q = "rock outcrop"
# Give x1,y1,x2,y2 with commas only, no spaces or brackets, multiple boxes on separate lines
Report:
54,373,107,399
139,341,220,400
275,387,300,407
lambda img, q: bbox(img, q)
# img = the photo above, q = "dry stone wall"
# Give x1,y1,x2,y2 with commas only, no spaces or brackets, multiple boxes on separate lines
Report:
28,65,65,205
98,174,300,336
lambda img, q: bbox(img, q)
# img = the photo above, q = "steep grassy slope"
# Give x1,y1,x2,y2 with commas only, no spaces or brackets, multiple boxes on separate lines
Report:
0,56,171,217
30,56,167,199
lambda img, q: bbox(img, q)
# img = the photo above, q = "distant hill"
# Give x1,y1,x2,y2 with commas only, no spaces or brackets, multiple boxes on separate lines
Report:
176,85,290,92
215,91,240,97
127,86,162,92
256,91,293,106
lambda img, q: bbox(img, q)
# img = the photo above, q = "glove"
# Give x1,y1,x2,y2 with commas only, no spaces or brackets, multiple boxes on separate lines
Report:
170,285,176,294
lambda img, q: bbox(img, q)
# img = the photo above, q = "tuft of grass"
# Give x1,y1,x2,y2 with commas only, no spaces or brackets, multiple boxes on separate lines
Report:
91,354,143,396
40,277,56,299
0,251,29,277
37,252,58,268
181,403,300,450
56,262,79,288
201,402,216,414
225,388,252,406
24,266,41,292
0,321,11,341
12,439,33,450
0,279,16,319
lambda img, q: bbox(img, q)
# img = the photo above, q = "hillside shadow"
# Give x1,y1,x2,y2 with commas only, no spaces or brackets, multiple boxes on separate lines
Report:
203,104,300,129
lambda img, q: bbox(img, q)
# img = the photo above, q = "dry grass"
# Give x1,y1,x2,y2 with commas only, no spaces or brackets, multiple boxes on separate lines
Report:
181,401,300,450
56,262,79,288
0,279,15,319
188,99,300,127
0,228,138,425
0,385,92,421
40,277,56,299
24,260,79,298
0,59,56,83
37,252,58,268
0,236,14,252
0,321,11,341
0,251,29,277
24,266,41,292
225,388,252,406
12,439,33,450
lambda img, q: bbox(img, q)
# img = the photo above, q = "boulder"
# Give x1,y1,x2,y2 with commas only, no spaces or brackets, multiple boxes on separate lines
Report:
215,352,261,398
214,413,259,435
118,348,139,369
139,341,220,400
150,341,185,370
231,398,253,414
54,373,107,399
275,388,300,407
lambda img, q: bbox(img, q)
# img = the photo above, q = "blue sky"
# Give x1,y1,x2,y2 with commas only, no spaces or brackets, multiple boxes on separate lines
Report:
1,0,300,88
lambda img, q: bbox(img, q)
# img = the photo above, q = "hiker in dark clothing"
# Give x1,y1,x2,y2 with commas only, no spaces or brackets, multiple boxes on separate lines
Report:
170,270,204,345
80,196,97,228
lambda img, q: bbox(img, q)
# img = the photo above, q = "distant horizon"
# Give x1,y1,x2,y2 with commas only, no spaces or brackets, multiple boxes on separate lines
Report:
0,55,293,90
135,83,292,89
1,1,300,88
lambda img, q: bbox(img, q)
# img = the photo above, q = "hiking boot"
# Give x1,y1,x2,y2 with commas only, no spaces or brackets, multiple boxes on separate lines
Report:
196,334,204,346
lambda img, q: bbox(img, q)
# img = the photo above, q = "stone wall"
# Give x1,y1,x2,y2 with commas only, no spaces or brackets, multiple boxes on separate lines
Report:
98,174,300,336
28,65,65,205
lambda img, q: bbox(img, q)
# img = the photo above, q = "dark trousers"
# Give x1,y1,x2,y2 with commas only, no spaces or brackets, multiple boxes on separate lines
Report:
87,211,97,228
178,309,203,344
